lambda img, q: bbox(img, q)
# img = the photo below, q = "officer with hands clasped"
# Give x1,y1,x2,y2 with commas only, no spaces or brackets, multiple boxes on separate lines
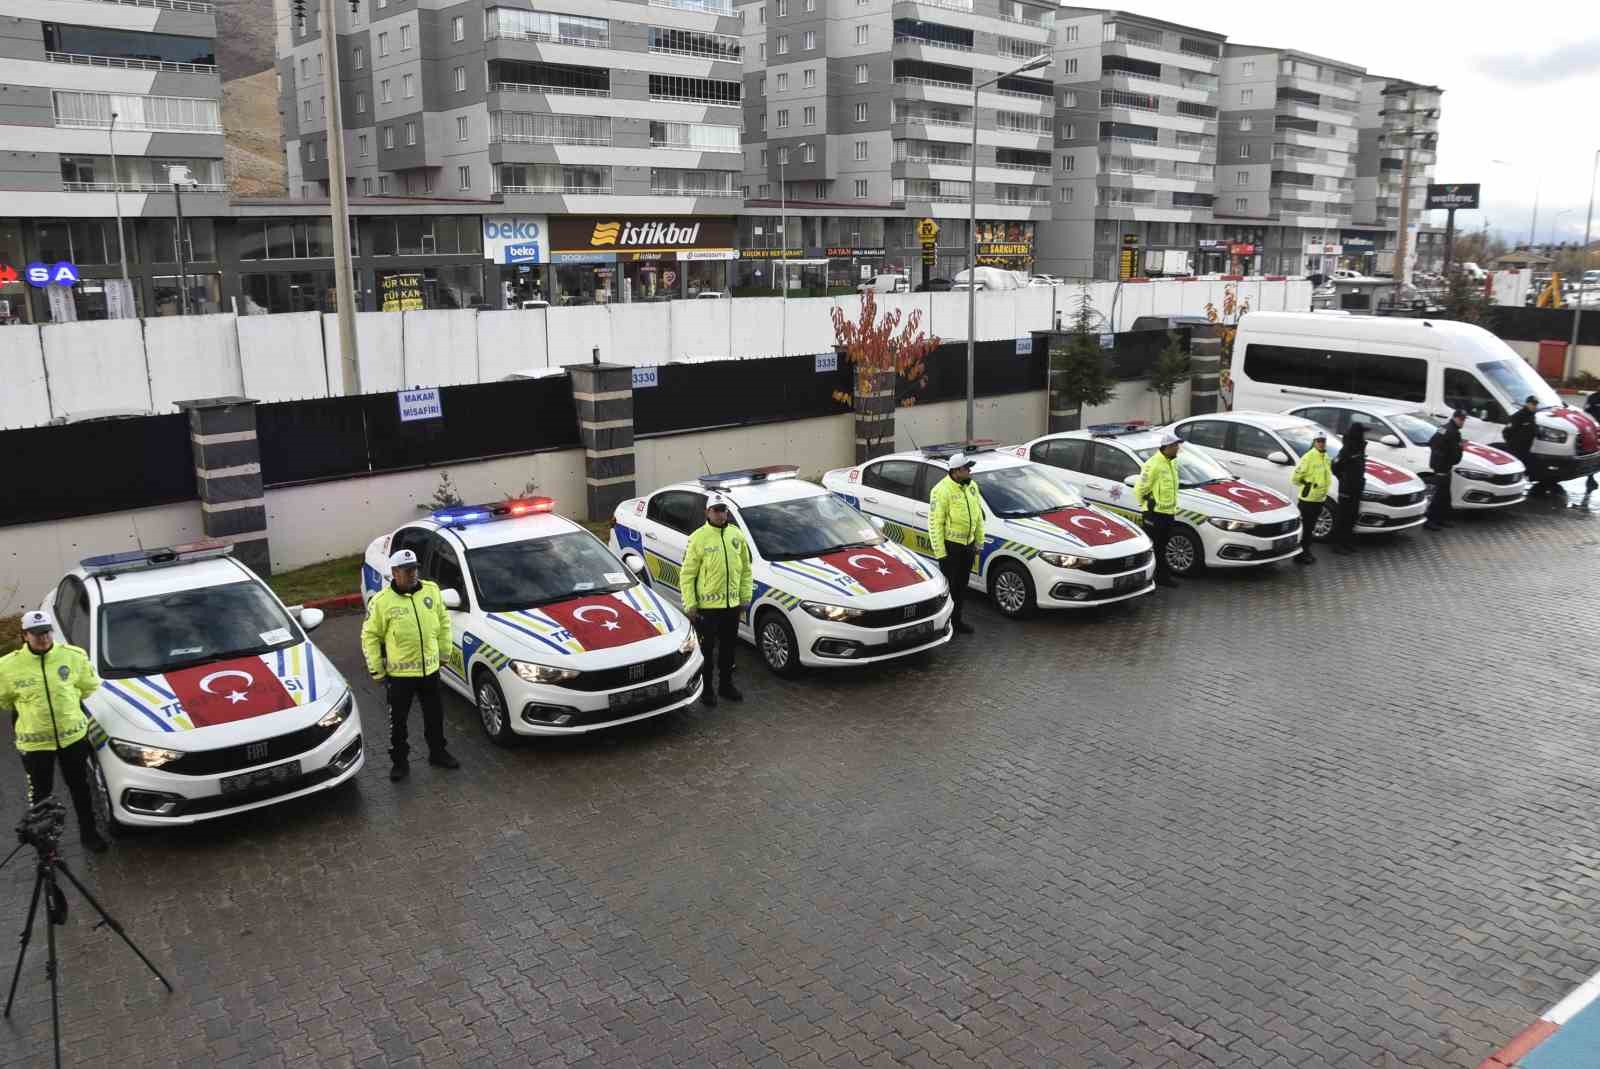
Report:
680,494,753,708
1290,429,1332,565
928,452,985,633
1135,432,1183,588
362,549,461,782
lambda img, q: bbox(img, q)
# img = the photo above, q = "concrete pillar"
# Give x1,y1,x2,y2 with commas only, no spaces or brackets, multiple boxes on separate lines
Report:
568,363,636,522
176,396,270,576
854,366,896,463
1189,337,1223,415
1042,331,1082,433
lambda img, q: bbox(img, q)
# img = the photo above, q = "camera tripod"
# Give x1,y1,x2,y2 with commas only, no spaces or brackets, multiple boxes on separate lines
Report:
1,800,172,1069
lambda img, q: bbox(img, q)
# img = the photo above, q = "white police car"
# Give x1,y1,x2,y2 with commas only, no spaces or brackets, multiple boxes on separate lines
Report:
1016,422,1303,577
821,445,1155,618
1167,411,1429,539
361,498,703,744
38,541,363,829
610,466,952,676
1284,400,1529,510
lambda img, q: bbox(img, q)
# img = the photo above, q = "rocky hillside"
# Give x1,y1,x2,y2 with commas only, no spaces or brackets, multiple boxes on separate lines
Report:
215,0,286,196
213,0,278,80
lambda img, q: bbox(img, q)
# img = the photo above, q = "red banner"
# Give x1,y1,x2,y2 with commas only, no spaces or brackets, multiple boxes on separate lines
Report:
1549,408,1600,454
1463,442,1517,466
1193,480,1287,514
817,549,925,593
1364,460,1413,485
540,595,661,650
165,657,295,728
1038,507,1138,546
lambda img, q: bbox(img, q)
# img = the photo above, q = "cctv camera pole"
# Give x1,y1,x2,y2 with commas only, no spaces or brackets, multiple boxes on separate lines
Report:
171,175,190,315
107,112,132,312
323,0,362,393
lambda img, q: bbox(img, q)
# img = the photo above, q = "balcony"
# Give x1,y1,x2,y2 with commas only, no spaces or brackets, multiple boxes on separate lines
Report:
650,186,742,197
500,184,614,194
894,34,973,54
895,0,974,10
85,0,215,11
491,80,609,99
64,179,225,192
648,0,734,13
894,75,969,93
46,51,216,75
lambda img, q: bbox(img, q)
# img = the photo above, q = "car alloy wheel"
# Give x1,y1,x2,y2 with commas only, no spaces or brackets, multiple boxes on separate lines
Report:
758,610,800,677
1313,502,1336,540
1165,529,1200,576
989,561,1034,618
475,672,514,746
88,756,119,837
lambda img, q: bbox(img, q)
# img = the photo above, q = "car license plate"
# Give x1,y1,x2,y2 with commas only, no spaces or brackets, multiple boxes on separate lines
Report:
220,760,301,795
1112,572,1145,593
889,620,935,645
609,681,669,710
1271,536,1298,553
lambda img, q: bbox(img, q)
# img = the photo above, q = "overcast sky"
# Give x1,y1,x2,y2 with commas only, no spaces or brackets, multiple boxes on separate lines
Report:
1115,0,1600,246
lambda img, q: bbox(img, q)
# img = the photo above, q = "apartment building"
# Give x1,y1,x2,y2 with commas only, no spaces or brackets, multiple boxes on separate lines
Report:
736,0,1058,290
277,0,748,302
0,0,228,321
1353,76,1441,275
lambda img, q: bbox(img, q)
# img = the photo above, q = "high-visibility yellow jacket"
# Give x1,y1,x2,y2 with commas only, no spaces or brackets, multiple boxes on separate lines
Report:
1135,452,1180,515
362,580,452,679
929,475,985,558
0,644,100,753
680,523,754,611
1291,449,1333,503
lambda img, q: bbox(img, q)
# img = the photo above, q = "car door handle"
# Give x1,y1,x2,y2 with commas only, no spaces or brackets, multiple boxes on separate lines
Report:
915,509,928,518
863,495,880,504
645,532,658,541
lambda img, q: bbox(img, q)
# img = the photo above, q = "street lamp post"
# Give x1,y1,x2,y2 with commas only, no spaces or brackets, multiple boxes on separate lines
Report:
166,165,196,315
106,112,132,314
966,52,1050,442
1570,149,1598,377
319,0,361,394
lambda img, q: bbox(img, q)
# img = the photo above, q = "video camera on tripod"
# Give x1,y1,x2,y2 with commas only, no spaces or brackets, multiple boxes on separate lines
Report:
14,798,67,852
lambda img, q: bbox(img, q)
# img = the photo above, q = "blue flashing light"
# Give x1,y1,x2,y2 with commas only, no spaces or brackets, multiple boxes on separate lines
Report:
431,497,556,527
698,466,799,490
918,439,997,460
80,540,233,575
1087,421,1150,438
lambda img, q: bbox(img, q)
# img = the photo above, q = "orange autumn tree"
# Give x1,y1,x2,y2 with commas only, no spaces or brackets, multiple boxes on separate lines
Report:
830,290,941,460
1203,283,1251,405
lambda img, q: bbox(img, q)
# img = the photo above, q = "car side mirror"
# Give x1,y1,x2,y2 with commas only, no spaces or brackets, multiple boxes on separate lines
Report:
1267,451,1291,465
441,588,462,610
867,515,885,530
621,549,648,577
1122,474,1139,488
1381,434,1402,448
296,606,325,632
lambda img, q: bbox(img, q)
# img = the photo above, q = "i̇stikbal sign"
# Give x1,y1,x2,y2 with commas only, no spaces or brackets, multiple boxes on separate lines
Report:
551,217,735,253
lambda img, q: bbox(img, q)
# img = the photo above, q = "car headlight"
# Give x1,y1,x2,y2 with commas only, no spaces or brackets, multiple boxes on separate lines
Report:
1454,468,1492,481
511,660,581,685
678,628,698,656
1207,517,1258,532
1360,490,1386,501
1038,551,1093,569
800,601,866,622
109,739,184,768
316,691,355,729
1537,426,1569,443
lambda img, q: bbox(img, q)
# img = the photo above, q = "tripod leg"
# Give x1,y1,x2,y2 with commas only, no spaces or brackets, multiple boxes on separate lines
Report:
43,870,61,1069
50,859,172,992
3,866,44,1017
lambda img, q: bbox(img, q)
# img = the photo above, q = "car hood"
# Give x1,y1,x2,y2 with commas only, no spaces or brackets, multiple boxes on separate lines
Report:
993,506,1152,556
87,641,347,748
1458,441,1525,474
477,586,688,670
1362,459,1427,493
1539,408,1600,453
758,542,944,605
1181,479,1297,520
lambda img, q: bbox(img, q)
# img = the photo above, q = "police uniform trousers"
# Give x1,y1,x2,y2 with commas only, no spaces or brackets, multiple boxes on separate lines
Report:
1333,486,1363,548
1143,512,1175,580
695,608,741,691
1426,471,1454,524
386,672,446,764
1297,500,1323,558
20,738,98,836
939,540,978,624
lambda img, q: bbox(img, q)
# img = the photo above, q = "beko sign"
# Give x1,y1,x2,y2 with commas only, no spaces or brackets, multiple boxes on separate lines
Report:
483,216,549,264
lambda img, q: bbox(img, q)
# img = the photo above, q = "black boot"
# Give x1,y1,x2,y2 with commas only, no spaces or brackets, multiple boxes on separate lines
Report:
700,681,717,708
719,682,743,702
428,750,460,770
389,761,410,782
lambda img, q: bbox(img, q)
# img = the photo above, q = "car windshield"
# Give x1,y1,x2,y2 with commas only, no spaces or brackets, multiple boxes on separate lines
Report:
974,465,1081,517
1477,359,1561,408
739,494,883,561
468,533,635,612
1132,446,1233,487
1392,411,1442,446
1277,425,1341,460
98,580,301,678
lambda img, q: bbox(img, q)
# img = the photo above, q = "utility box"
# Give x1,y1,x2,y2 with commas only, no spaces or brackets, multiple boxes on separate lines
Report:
1537,339,1569,378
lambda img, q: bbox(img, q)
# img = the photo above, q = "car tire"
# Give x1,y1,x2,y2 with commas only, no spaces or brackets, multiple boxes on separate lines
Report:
1312,501,1337,541
1165,526,1204,578
87,754,127,839
988,559,1036,619
756,608,802,678
473,668,517,747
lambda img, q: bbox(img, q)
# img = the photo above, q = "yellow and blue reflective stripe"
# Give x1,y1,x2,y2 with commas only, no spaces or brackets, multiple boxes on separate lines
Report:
125,676,191,729
100,681,173,732
487,612,574,656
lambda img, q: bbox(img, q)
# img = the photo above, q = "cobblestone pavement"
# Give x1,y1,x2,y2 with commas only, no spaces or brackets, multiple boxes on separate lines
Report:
4,490,1600,1068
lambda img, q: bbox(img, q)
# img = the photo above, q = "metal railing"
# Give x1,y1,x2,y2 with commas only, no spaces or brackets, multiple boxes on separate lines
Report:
994,161,1050,173
648,42,741,61
498,184,614,194
1101,134,1159,146
648,90,740,106
647,0,734,13
55,116,222,134
901,0,974,10
486,28,610,48
997,12,1052,29
995,86,1051,101
492,131,611,146
901,115,970,129
84,0,214,11
1107,69,1162,84
997,191,1050,205
895,75,970,92
64,180,225,192
46,51,217,74
899,154,970,165
894,34,973,53
649,186,743,197
1178,43,1219,59
490,80,610,98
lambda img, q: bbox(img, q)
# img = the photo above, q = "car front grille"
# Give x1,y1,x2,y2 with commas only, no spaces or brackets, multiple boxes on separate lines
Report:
560,649,692,692
854,593,949,630
1085,549,1153,576
1249,518,1301,538
1487,472,1522,486
1381,491,1425,507
163,720,341,775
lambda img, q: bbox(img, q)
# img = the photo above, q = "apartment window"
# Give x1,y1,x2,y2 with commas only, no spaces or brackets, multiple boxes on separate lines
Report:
1064,58,1078,75
1062,154,1075,171
353,46,364,69
1062,91,1077,108
802,143,815,163
813,181,826,198
854,139,867,160
803,30,815,50
457,116,469,141
307,141,317,162
454,66,466,91
854,179,867,198
1234,196,1247,211
777,72,788,91
377,31,389,56
363,177,372,194
383,126,395,148
1239,117,1252,132
379,175,389,194
301,99,311,121
1062,122,1076,139
855,63,868,84
405,120,417,145
759,43,765,60
803,105,815,126
452,15,464,41
777,34,789,54
356,90,367,113
1239,144,1251,159
422,171,433,194
377,0,386,7
380,79,392,102
803,68,815,88
758,183,770,197
777,0,786,13
855,25,867,45
458,165,471,190
777,108,789,128
1236,170,1248,186
1242,60,1255,75
400,25,412,50
1240,88,1253,105
358,133,369,156
778,146,789,165
403,74,415,99
1059,186,1073,203
316,52,323,74
760,148,768,167
759,76,766,96
804,0,814,9
855,102,867,122
299,57,308,79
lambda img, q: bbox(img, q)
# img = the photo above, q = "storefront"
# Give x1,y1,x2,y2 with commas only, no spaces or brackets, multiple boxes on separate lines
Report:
974,221,1035,273
1196,238,1229,275
548,217,736,304
825,246,887,288
482,215,550,308
1339,232,1378,275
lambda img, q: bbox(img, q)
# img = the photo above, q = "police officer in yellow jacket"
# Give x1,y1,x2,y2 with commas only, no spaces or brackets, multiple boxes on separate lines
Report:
1135,432,1183,588
680,493,753,707
1290,429,1332,565
362,549,459,781
0,610,107,852
929,452,985,634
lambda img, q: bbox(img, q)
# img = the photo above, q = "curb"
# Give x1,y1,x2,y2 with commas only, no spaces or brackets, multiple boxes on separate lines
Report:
300,593,364,613
1476,969,1600,1068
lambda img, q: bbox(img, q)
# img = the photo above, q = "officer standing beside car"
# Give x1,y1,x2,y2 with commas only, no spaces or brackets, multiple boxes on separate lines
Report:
1330,421,1368,555
0,610,108,853
1290,429,1332,566
1504,395,1539,490
1425,409,1467,530
681,494,752,708
1134,432,1183,588
362,549,460,782
929,452,986,632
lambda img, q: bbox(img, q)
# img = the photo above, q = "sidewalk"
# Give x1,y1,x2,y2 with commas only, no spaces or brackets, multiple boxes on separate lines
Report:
1481,971,1600,1068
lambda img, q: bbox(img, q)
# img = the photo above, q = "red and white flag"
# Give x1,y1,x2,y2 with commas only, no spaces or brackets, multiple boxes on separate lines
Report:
1037,507,1137,546
540,595,660,650
165,657,295,728
817,549,925,593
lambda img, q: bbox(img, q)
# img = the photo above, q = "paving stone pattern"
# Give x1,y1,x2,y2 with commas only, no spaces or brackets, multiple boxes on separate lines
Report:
4,494,1600,1068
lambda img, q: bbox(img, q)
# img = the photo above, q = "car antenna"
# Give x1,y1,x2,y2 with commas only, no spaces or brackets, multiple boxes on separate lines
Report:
698,448,713,474
906,428,920,451
129,513,145,553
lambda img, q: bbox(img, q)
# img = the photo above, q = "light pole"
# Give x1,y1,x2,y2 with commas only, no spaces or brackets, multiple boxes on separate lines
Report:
166,164,196,315
1570,149,1598,376
966,51,1050,442
1550,208,1574,251
317,0,361,393
1382,88,1437,289
106,112,132,315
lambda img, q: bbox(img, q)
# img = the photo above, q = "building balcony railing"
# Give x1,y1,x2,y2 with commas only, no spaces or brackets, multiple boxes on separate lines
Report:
1106,69,1163,86
996,12,1053,29
55,116,223,134
900,154,970,166
994,87,1051,102
902,115,971,129
499,184,614,194
647,0,734,14
46,51,217,74
648,42,741,62
897,0,975,10
649,186,743,197
648,89,739,106
1101,134,1159,147
64,180,226,192
490,81,610,99
487,28,611,49
997,191,1050,205
903,193,969,203
84,0,214,11
492,131,611,146
995,162,1050,174
895,75,970,93
894,35,973,53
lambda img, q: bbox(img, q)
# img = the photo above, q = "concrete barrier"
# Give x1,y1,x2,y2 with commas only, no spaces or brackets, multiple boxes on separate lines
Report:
0,501,205,615
146,313,245,411
476,308,550,379
239,312,330,401
40,318,152,419
0,326,50,429
402,308,479,387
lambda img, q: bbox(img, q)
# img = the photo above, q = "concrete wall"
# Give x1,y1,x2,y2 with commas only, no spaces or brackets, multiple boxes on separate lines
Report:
1506,339,1600,380
0,501,206,615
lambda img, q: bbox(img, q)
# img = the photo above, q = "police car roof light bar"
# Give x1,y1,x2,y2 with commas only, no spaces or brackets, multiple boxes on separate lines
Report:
1087,420,1150,438
431,497,556,527
697,466,800,490
919,440,997,460
80,540,234,575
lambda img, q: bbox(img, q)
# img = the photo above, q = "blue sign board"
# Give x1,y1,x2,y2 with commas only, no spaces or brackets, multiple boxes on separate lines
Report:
632,366,659,389
26,261,79,288
398,387,443,423
815,352,838,373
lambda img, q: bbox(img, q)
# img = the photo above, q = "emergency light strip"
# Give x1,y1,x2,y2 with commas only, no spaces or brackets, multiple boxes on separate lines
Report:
698,466,799,489
431,498,556,526
80,540,234,575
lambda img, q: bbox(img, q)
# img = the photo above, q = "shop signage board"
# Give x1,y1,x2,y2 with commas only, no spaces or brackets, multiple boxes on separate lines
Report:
380,272,424,311
826,246,886,258
1425,183,1479,210
482,216,549,265
551,217,736,254
1304,243,1343,255
740,248,806,260
397,387,442,423
26,261,79,287
919,218,939,271
1118,247,1137,280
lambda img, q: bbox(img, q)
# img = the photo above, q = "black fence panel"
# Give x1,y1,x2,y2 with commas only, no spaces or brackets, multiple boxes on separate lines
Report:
1106,329,1181,381
0,414,196,527
259,376,580,487
634,356,852,436
913,341,1045,404
1490,307,1600,346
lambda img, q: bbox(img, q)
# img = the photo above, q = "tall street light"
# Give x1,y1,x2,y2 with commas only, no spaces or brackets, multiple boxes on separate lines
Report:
166,164,197,315
106,111,132,315
1570,149,1598,376
966,51,1050,442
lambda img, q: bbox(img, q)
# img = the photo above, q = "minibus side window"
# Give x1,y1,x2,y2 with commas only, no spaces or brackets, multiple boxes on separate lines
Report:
1442,369,1507,423
1241,343,1425,403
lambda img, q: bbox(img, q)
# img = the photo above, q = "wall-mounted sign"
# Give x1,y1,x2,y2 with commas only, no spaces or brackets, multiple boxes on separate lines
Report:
740,247,806,260
552,251,617,264
1015,336,1033,356
815,352,838,373
1099,333,1115,350
679,250,737,262
1118,247,1137,280
1197,239,1229,250
917,218,940,243
380,271,424,311
398,387,442,423
1425,183,1479,210
1122,234,1139,247
631,366,659,389
483,216,548,265
551,216,735,253
0,264,18,285
826,246,887,258
1229,243,1257,256
1340,232,1377,250
26,261,79,288
1304,242,1343,255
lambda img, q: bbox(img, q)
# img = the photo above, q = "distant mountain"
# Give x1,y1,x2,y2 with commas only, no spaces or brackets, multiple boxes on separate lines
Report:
213,0,277,81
